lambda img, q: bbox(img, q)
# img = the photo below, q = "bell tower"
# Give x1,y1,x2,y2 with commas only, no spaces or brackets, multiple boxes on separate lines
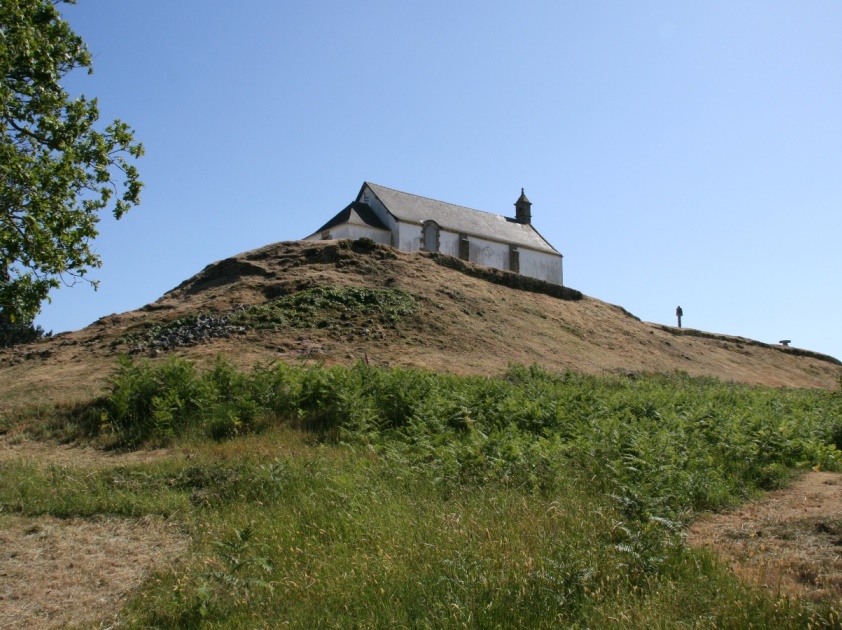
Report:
514,188,532,225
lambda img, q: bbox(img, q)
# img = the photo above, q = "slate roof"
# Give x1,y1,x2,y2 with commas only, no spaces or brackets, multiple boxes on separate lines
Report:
311,201,390,235
363,182,559,255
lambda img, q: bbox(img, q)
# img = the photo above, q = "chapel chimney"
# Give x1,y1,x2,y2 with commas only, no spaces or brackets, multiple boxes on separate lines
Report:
514,188,532,225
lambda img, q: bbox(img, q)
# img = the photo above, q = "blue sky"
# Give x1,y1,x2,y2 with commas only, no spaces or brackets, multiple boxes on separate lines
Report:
37,1,842,363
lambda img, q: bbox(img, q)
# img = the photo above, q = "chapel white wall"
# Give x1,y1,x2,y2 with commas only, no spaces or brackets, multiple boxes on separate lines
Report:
465,236,509,271
360,185,398,246
394,222,422,251
439,231,460,257
304,224,392,245
520,248,563,284
436,229,563,285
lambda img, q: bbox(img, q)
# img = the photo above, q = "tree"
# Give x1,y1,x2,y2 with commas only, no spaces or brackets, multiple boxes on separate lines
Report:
0,0,143,326
0,310,47,347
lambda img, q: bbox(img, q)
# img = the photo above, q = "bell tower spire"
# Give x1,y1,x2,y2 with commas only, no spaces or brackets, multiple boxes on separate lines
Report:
514,188,532,225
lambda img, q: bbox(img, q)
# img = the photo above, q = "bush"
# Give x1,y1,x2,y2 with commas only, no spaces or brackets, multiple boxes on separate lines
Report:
88,357,842,521
0,314,48,347
104,355,209,446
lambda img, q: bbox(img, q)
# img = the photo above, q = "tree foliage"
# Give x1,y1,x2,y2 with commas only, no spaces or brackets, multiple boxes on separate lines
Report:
0,0,143,324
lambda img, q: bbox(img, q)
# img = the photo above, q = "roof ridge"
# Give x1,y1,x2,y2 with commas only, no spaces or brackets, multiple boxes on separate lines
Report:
366,182,511,220
362,181,559,255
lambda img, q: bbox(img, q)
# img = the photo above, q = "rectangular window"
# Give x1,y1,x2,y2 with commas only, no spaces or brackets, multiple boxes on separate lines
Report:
459,234,470,261
321,231,331,240
509,246,520,274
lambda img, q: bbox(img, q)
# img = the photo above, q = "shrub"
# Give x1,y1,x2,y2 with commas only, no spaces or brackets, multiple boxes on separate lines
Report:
88,357,841,520
104,355,209,445
0,314,48,347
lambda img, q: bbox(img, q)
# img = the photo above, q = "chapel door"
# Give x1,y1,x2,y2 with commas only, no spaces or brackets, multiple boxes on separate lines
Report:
423,222,439,252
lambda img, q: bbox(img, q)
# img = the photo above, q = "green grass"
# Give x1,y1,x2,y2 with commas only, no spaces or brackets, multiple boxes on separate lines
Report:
0,459,191,518
229,285,418,330
3,359,842,627
117,286,419,351
79,358,842,514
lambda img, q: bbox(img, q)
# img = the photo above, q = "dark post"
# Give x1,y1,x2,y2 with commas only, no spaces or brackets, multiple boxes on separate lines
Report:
676,305,683,328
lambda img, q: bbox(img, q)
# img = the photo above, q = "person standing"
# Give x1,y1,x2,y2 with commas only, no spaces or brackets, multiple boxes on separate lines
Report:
676,306,683,328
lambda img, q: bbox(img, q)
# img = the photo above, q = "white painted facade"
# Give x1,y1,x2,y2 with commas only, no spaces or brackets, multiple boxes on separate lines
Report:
520,247,563,285
465,236,509,270
394,222,421,251
439,231,460,257
305,182,565,285
318,223,391,245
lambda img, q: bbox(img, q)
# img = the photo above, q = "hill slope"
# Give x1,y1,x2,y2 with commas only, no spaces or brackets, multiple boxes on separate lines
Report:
1,239,839,408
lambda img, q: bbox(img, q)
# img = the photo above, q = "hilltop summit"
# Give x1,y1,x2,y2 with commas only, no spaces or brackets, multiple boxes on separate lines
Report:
1,239,839,408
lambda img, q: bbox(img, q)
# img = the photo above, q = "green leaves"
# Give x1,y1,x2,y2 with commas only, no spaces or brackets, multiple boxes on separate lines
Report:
0,0,143,324
88,355,842,524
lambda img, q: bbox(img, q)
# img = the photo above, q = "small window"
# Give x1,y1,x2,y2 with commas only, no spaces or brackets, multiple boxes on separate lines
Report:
509,246,520,274
459,234,470,261
321,231,331,240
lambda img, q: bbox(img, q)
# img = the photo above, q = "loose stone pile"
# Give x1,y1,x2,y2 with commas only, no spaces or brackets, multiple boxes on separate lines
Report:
129,310,248,354
153,315,244,351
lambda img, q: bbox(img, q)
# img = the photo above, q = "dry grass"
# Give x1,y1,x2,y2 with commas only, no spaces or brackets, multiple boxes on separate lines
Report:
687,471,842,606
1,239,841,626
0,514,189,630
0,429,183,629
1,240,839,412
0,433,172,469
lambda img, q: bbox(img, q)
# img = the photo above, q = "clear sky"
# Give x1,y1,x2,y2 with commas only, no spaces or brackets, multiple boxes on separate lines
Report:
36,1,842,363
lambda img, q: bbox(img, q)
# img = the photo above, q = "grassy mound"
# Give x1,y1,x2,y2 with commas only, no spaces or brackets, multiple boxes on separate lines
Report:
4,359,842,627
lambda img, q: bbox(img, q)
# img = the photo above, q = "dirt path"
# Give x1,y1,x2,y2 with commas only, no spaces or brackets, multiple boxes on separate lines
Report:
687,471,842,605
0,439,187,630
0,514,189,630
0,434,172,469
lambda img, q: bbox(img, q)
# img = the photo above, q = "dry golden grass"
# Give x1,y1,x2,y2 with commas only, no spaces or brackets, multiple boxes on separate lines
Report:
0,514,189,630
687,471,842,605
0,433,172,469
1,239,839,413
1,239,840,627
